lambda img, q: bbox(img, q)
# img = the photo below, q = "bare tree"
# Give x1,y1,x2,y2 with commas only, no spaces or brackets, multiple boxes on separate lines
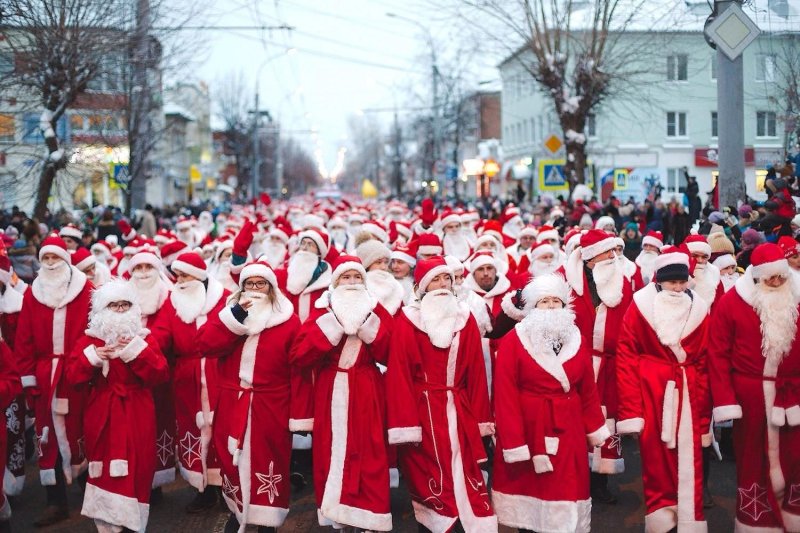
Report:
214,70,254,198
281,138,318,196
770,34,800,153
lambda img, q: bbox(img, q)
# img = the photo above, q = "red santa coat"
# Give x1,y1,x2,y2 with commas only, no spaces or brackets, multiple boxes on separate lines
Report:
708,275,800,532
67,333,168,531
616,284,711,532
14,269,92,485
291,302,393,531
561,255,634,474
278,267,332,323
150,278,228,490
386,302,497,533
0,340,20,521
196,295,306,530
0,288,25,497
491,323,608,532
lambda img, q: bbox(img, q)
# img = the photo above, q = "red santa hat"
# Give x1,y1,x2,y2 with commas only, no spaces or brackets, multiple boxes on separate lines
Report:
529,242,556,261
536,225,559,244
521,274,572,309
330,255,367,286
479,220,504,242
123,238,141,256
519,226,538,239
444,255,465,276
154,229,173,245
683,234,712,258
467,250,498,272
91,279,138,312
214,240,234,262
642,231,664,249
356,240,390,270
175,216,194,231
239,260,278,290
414,256,451,295
594,216,616,233
171,252,208,281
777,236,800,259
59,224,83,241
420,198,438,226
160,240,188,266
439,209,461,228
90,240,113,259
500,204,521,225
0,255,12,285
750,243,789,280
579,229,617,261
298,228,330,258
417,233,443,257
653,251,690,282
39,234,71,263
712,254,737,271
360,221,389,243
129,251,162,271
71,247,96,272
391,242,417,266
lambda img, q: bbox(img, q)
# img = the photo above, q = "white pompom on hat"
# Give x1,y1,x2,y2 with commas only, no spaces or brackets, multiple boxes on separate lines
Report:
521,274,572,310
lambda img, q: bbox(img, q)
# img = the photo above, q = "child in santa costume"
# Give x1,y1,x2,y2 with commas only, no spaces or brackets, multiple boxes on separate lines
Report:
197,261,307,533
386,256,496,533
708,243,800,531
292,255,393,531
616,251,712,532
15,235,93,526
150,251,229,511
492,274,608,533
67,280,169,533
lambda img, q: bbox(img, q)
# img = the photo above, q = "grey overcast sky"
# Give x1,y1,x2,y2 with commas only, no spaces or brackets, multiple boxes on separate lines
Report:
187,0,502,172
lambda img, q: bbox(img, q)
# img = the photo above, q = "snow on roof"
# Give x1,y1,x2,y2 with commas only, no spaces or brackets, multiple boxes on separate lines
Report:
163,102,196,121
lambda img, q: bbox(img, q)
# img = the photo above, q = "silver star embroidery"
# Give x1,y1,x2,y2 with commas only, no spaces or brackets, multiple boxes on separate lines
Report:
607,433,622,455
35,432,44,458
180,432,201,468
156,430,174,466
255,461,282,504
789,484,800,507
738,483,772,522
222,475,242,507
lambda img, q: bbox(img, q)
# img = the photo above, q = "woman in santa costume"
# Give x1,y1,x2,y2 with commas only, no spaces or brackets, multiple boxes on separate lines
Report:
127,251,176,494
492,274,608,533
0,328,20,530
66,281,169,533
616,251,712,532
15,234,93,526
386,256,496,533
390,242,416,304
150,251,229,511
356,240,404,316
708,243,800,531
196,261,308,533
292,255,393,531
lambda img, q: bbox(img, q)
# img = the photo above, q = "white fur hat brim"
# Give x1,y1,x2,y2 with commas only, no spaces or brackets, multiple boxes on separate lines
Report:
440,213,461,227
75,255,96,272
685,241,712,257
712,254,737,271
171,259,208,281
92,279,139,313
530,244,555,261
642,235,663,249
580,236,617,261
391,250,416,266
332,261,367,287
129,252,162,271
469,254,497,272
536,230,559,244
298,230,329,257
40,244,70,263
521,274,572,309
752,258,789,280
418,245,443,256
416,264,452,297
239,262,278,289
360,223,389,243
59,227,82,240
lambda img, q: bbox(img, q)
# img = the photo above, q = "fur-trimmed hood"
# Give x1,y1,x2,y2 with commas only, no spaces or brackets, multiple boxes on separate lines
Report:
462,271,511,300
31,265,88,309
632,283,708,349
514,320,581,392
734,265,800,306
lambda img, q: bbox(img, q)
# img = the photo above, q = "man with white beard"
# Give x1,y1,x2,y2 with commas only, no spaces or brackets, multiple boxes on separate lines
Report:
561,229,635,503
500,204,525,240
14,234,93,526
150,252,230,511
386,256,496,532
356,239,404,315
282,228,333,323
176,217,199,249
708,243,800,531
461,210,479,246
712,254,739,292
445,255,492,337
91,240,119,275
390,242,416,304
524,242,560,281
71,247,111,287
440,210,472,262
506,226,537,264
681,235,723,308
127,251,176,494
66,281,168,533
635,231,663,285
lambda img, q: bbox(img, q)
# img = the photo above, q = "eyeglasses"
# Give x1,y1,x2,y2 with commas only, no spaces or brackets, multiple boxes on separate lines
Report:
108,301,132,311
244,280,268,289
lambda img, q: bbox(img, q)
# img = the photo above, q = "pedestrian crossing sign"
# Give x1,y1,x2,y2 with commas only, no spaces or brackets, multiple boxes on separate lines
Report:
538,159,568,191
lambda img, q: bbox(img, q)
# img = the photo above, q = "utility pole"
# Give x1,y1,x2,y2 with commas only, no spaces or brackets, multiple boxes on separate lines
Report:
431,59,440,198
128,0,153,213
251,92,260,200
393,110,402,198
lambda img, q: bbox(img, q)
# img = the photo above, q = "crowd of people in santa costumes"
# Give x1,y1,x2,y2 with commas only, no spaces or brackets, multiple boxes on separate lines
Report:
0,191,799,532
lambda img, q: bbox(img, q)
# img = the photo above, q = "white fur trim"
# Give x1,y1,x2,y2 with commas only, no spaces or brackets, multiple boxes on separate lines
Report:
246,504,289,528
771,406,787,427
109,459,129,477
781,510,800,532
544,436,559,455
316,313,344,346
238,262,278,289
616,418,644,435
39,244,71,263
633,283,709,345
479,422,495,437
171,259,207,281
118,336,147,363
500,291,526,322
580,237,616,261
219,306,249,336
712,405,742,422
31,266,87,309
83,345,104,367
786,405,800,426
564,250,585,295
81,482,149,531
587,423,613,446
21,375,37,388
416,264,452,296
492,491,591,532
685,240,712,257
502,444,531,463
289,418,313,432
331,260,367,286
88,461,103,478
733,518,783,532
387,426,422,444
417,244,443,256
389,468,399,488
356,312,380,344
642,235,664,248
151,468,175,488
661,380,678,447
516,322,581,393
410,501,457,533
390,250,416,266
39,468,56,485
533,454,554,473
751,258,789,280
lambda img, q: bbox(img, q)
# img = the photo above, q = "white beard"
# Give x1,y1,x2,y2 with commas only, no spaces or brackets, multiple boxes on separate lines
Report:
238,291,277,334
635,250,658,283
752,282,799,366
286,251,319,295
459,287,493,335
118,257,131,276
530,259,558,277
419,289,459,349
88,306,144,346
263,242,287,269
690,263,720,304
330,284,375,335
366,270,404,314
443,232,472,262
592,257,625,307
34,261,72,308
214,261,238,292
170,280,206,323
652,289,693,346
518,307,578,353
720,272,739,292
504,221,523,239
131,270,166,317
462,228,478,246
330,229,348,250
397,276,414,304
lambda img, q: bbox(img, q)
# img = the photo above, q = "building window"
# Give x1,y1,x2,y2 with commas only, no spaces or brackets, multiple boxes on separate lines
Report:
537,116,543,140
711,55,717,81
530,118,536,142
666,167,689,195
755,54,776,82
667,54,688,81
22,113,67,143
666,111,687,137
0,115,14,143
756,111,777,137
0,54,12,76
585,113,596,137
711,111,718,138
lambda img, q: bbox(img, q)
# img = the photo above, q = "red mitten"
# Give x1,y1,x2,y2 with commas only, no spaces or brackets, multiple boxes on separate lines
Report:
117,219,135,240
260,193,272,206
233,220,255,257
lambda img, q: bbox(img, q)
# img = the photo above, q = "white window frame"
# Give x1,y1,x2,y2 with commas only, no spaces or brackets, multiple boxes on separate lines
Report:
755,53,776,83
667,54,689,82
665,167,688,197
711,111,718,139
666,111,688,138
585,113,597,138
756,110,777,138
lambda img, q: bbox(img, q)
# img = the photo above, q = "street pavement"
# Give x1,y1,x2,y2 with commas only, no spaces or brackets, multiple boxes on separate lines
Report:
12,436,737,532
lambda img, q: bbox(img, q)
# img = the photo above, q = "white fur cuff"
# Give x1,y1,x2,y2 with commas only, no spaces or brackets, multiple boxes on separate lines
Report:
388,426,422,445
109,459,128,477
712,405,742,422
587,423,613,446
357,312,380,344
500,292,526,322
616,418,645,435
503,445,531,463
21,375,37,388
786,405,800,426
219,306,249,336
479,422,495,437
771,407,787,427
289,418,313,432
118,336,147,363
316,313,344,346
84,345,104,368
533,455,554,473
